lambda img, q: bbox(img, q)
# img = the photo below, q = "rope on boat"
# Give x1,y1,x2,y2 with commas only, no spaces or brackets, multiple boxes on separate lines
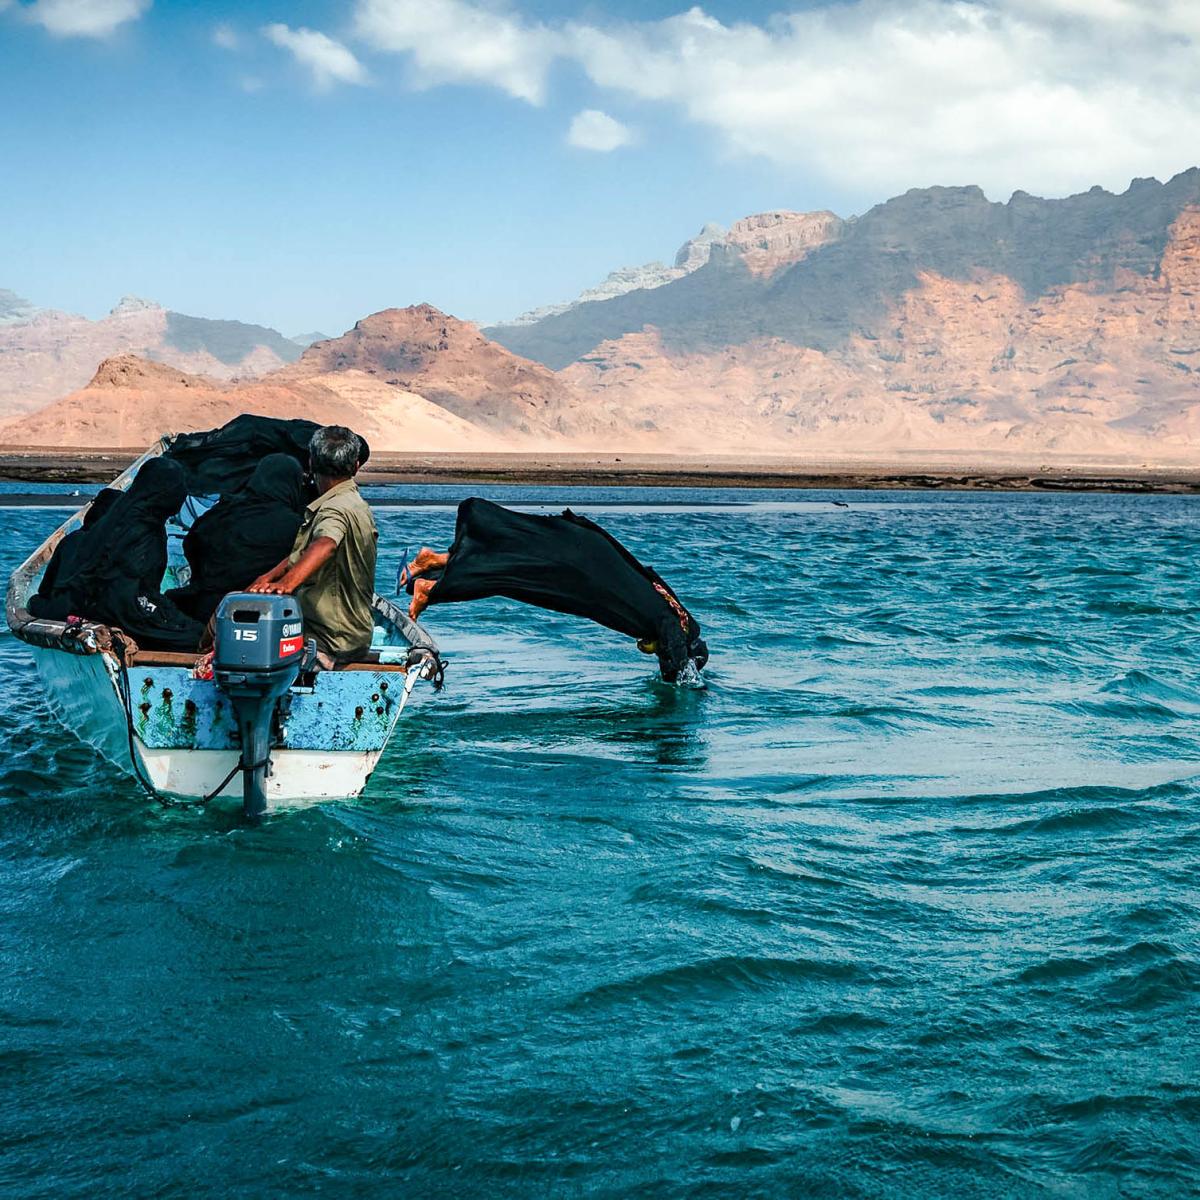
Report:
413,648,447,691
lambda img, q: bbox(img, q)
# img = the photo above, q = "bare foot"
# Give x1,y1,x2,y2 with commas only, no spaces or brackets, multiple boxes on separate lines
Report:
409,547,449,576
409,577,437,620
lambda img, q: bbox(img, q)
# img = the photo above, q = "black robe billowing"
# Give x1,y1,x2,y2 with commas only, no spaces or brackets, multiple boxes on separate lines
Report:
165,414,370,496
420,498,708,681
167,454,306,623
31,458,204,651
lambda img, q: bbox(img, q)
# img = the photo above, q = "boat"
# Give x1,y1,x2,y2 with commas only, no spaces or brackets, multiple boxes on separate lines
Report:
6,428,443,816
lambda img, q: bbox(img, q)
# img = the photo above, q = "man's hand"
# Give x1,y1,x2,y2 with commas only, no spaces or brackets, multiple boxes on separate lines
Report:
247,539,335,595
247,558,292,593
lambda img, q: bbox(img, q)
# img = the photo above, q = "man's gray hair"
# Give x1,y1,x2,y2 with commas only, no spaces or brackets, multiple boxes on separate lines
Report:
309,425,362,478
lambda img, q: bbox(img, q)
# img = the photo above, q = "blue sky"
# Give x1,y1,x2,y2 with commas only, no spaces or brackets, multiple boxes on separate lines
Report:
2,0,1197,335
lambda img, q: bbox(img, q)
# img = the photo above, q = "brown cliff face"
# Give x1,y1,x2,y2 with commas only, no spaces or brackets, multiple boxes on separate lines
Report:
724,211,847,275
86,355,217,391
4,356,235,448
490,171,1200,371
289,305,592,438
1160,207,1200,334
559,208,1200,462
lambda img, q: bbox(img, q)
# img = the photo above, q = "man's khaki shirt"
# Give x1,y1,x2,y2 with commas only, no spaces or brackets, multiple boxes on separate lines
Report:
290,478,378,659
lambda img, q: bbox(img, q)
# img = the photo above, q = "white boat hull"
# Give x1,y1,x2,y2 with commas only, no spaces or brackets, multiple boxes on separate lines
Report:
31,643,420,808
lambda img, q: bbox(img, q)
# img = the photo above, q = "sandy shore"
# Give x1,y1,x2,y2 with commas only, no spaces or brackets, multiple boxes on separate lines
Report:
2,447,1200,492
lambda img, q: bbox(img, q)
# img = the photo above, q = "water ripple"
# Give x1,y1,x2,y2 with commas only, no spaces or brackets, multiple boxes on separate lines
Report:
0,490,1198,1196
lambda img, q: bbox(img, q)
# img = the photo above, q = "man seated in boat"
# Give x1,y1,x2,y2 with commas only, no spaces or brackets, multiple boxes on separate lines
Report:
248,425,377,669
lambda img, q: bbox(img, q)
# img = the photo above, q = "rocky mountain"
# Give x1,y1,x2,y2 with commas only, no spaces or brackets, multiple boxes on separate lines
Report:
481,170,1200,462
492,212,842,330
673,222,728,273
489,173,1200,371
500,262,685,328
2,350,505,451
0,290,39,325
494,218,763,329
284,304,599,439
2,305,607,450
721,210,846,276
554,187,1200,458
0,294,306,419
9,170,1200,463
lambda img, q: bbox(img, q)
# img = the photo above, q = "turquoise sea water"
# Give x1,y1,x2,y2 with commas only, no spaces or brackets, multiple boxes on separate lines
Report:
1,486,1198,1197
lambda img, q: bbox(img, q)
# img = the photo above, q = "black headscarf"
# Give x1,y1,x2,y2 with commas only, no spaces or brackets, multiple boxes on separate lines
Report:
419,498,708,681
168,453,306,622
165,414,370,496
83,488,124,529
33,457,203,650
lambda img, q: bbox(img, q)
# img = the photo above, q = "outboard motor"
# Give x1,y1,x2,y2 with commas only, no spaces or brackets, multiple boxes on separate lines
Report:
213,593,306,820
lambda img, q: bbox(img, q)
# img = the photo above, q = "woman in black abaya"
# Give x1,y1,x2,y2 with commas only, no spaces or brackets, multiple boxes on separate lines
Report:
167,453,306,623
33,457,204,651
404,498,708,682
30,487,122,617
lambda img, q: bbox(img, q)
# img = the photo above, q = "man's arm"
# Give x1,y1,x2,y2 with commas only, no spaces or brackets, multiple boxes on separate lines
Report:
248,538,337,595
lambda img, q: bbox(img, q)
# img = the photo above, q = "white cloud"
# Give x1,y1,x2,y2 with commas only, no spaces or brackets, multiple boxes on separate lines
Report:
1005,0,1200,36
264,23,367,90
351,0,1200,199
354,0,558,103
568,109,633,152
212,22,239,51
26,0,150,38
